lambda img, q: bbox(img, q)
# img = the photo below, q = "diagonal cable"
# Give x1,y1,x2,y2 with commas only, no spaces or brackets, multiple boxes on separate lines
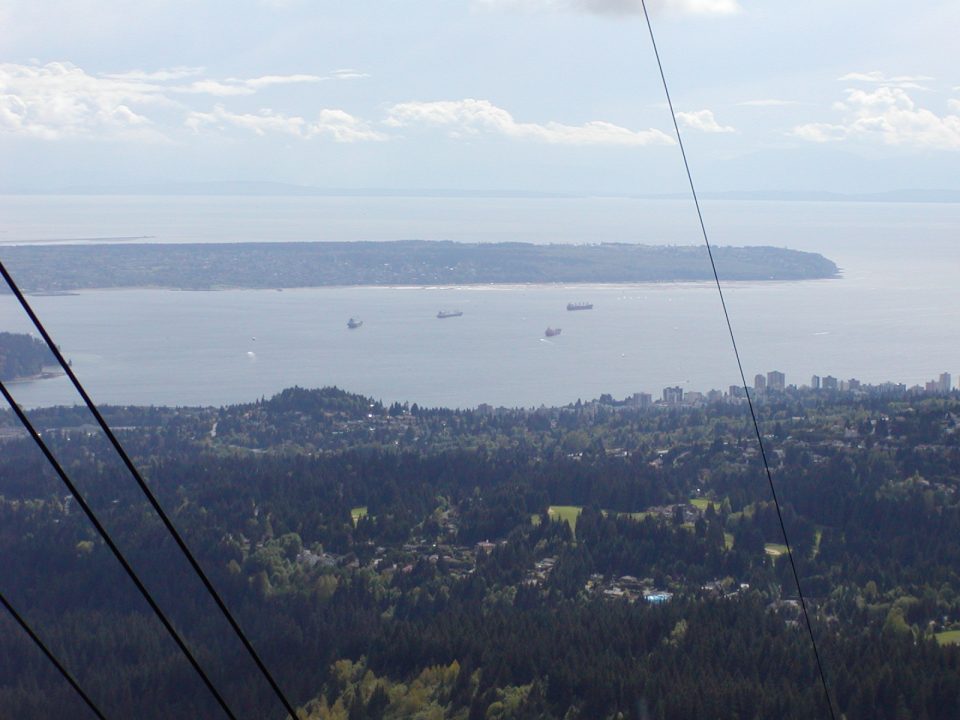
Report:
0,259,299,720
0,380,239,720
0,589,109,720
638,2,837,718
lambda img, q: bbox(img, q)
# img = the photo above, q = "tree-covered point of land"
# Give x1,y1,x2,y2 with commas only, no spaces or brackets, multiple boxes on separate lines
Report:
0,331,55,380
0,240,839,292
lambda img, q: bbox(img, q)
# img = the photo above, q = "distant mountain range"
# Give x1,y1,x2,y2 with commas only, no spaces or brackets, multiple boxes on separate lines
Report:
661,189,960,203
4,181,960,203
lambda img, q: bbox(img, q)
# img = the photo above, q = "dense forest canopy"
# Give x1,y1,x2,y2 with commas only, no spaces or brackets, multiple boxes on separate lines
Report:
0,386,958,719
0,331,55,381
0,241,838,292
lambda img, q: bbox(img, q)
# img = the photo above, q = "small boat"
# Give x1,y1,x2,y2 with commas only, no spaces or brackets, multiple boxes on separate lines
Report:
347,318,363,329
566,302,593,311
545,327,562,337
437,310,464,319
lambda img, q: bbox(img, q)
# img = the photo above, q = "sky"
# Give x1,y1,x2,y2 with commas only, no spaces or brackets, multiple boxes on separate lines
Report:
1,0,959,195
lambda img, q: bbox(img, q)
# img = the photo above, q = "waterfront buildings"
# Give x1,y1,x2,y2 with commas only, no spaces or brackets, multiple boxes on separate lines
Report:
766,371,786,391
662,386,683,405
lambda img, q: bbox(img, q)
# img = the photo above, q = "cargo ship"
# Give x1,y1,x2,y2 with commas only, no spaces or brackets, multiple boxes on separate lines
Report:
437,310,463,319
545,327,562,337
347,318,363,329
566,302,593,311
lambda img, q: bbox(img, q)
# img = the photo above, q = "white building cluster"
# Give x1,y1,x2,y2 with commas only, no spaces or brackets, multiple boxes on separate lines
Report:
654,370,954,408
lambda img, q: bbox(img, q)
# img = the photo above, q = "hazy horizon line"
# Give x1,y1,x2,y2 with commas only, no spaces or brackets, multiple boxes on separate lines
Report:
2,182,960,203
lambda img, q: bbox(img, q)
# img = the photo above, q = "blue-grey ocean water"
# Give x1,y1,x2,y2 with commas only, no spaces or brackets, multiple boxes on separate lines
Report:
1,196,958,409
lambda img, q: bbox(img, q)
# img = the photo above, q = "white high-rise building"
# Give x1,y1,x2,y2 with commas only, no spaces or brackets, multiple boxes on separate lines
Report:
662,386,683,405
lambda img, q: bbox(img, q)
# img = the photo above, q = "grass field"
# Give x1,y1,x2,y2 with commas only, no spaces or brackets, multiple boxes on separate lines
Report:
547,506,583,536
535,507,653,529
936,630,960,646
534,505,740,544
728,504,757,524
690,498,712,511
813,528,823,558
350,506,368,526
765,543,789,557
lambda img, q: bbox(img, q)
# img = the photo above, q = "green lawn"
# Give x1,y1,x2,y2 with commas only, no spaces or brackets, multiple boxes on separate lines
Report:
936,630,960,646
765,543,789,558
690,498,712,511
728,504,757,524
813,528,823,558
547,505,583,536
533,504,716,536
350,506,368,526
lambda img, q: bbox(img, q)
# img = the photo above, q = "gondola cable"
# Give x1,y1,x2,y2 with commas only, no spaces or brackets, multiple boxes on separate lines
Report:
0,589,109,720
0,260,300,720
639,2,837,718
0,380,239,720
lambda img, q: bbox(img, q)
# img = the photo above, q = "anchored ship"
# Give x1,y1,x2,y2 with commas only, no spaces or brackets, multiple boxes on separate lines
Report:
566,302,593,311
347,318,363,329
437,310,464,319
545,327,562,337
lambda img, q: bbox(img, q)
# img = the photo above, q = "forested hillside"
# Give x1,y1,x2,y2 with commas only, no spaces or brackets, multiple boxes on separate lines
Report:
0,332,54,381
1,387,959,719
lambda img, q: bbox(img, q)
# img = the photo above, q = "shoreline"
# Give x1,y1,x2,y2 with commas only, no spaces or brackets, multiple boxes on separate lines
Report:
3,375,954,415
4,368,64,385
13,275,843,296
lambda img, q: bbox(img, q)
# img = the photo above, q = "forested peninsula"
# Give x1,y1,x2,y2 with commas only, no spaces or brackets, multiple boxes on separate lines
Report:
1,241,838,292
0,332,55,381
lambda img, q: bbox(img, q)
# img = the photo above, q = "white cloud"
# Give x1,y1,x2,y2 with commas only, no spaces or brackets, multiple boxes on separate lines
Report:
0,62,677,149
332,69,371,80
475,0,741,17
241,74,326,89
311,109,387,141
577,0,741,15
0,62,359,140
105,67,205,82
385,98,673,146
175,74,325,96
0,61,166,140
676,109,734,133
176,80,256,96
792,87,960,149
185,105,387,142
838,71,934,91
